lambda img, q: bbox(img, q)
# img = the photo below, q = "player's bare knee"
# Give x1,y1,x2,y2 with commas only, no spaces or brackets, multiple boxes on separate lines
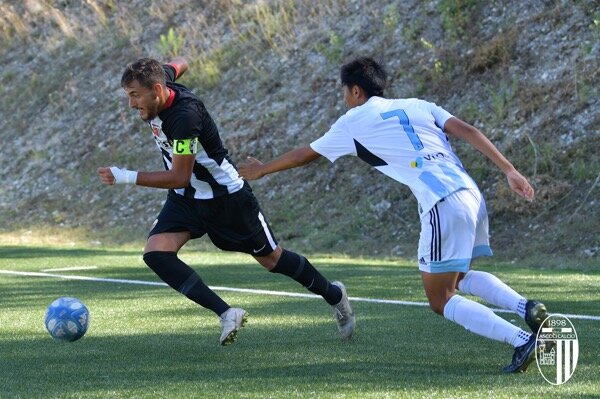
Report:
253,246,282,270
254,256,277,270
427,300,445,315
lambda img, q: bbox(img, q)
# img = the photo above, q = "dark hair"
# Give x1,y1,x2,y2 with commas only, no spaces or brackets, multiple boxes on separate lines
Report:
121,58,166,89
340,57,387,97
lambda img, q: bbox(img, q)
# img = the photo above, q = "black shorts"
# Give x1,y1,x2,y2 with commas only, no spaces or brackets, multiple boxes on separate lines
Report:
149,186,278,256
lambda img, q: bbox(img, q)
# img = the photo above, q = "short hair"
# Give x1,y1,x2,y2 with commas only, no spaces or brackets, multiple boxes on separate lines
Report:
121,58,166,89
340,57,387,97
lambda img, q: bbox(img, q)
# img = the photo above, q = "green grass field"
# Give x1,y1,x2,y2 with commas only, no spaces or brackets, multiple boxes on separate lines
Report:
0,244,598,398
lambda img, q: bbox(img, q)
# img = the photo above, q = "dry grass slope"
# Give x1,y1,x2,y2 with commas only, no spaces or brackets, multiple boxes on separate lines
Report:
0,0,598,262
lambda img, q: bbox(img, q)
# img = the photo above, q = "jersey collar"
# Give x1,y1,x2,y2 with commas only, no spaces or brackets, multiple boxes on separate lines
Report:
164,87,176,109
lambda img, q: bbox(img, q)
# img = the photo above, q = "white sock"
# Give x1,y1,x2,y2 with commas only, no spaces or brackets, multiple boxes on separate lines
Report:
458,270,528,318
443,295,531,347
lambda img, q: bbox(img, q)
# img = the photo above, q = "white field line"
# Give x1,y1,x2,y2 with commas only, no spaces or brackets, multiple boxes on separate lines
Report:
40,266,98,272
1,269,599,321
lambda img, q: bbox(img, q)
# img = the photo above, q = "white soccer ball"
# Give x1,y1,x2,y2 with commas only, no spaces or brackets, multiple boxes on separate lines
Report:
44,297,90,342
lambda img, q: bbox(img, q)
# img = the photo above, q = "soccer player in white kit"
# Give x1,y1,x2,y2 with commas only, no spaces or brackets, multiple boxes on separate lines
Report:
239,57,549,373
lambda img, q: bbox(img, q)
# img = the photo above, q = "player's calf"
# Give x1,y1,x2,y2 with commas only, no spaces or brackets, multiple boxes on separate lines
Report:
143,251,230,315
270,249,342,305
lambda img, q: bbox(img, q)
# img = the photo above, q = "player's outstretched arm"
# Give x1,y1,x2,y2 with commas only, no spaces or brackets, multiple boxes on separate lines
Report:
169,57,188,79
238,146,321,180
444,117,534,201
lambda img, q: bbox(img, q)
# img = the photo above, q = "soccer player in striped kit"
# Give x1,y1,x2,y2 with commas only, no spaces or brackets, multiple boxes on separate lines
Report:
97,57,355,346
239,57,548,372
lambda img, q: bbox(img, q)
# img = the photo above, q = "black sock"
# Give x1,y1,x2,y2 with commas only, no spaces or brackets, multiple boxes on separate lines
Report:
143,251,229,316
270,249,342,305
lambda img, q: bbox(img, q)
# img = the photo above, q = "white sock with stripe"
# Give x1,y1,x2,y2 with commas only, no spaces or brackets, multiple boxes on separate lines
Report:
458,270,528,318
443,295,531,347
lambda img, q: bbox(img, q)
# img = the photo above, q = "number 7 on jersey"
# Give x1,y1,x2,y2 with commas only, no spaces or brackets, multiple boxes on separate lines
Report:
380,109,424,151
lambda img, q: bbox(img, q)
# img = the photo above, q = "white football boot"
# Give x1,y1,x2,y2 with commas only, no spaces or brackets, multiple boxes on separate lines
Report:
330,281,355,340
219,308,248,346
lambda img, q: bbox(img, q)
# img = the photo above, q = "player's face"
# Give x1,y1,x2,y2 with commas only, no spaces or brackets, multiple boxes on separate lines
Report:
123,80,161,121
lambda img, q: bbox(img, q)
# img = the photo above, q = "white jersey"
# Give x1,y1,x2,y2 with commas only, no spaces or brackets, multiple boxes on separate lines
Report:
310,96,478,214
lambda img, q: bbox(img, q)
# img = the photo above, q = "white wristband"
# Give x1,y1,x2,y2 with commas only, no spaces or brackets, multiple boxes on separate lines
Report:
110,166,138,185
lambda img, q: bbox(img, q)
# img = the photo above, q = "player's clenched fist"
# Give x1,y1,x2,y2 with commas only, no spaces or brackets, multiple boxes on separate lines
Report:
97,166,138,185
97,167,115,185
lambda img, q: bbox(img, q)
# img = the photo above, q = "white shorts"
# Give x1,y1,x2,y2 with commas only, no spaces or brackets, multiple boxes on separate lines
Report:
418,188,493,274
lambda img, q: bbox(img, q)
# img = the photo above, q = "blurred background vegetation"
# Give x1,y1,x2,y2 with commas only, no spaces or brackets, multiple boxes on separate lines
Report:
0,0,598,266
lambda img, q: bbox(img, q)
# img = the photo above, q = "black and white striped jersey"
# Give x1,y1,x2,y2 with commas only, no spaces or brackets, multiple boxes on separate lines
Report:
147,64,244,199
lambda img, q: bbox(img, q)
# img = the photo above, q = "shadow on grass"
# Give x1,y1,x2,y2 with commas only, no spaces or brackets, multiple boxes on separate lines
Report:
0,245,136,259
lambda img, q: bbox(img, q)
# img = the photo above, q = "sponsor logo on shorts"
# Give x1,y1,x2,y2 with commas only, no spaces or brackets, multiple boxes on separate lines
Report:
252,244,267,254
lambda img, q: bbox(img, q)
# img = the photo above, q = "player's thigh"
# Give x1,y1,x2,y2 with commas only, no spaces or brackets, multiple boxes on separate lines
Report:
207,187,278,257
145,193,206,254
421,271,460,297
421,270,460,313
144,231,191,253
